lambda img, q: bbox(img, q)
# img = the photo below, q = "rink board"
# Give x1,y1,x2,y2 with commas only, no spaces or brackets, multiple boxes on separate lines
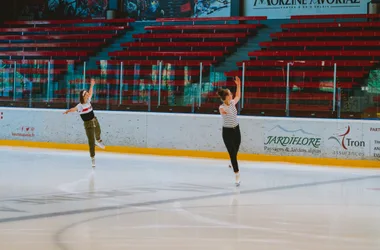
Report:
0,107,379,167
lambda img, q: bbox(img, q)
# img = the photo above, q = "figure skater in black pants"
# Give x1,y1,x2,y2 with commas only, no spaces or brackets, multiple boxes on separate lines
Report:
218,76,241,186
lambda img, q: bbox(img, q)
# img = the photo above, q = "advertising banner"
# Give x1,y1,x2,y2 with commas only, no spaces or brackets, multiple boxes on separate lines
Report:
244,0,369,19
262,122,323,157
47,0,108,19
124,0,231,20
260,119,368,159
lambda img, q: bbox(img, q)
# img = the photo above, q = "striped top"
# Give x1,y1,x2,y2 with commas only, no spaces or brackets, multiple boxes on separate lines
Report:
220,100,238,128
76,98,95,121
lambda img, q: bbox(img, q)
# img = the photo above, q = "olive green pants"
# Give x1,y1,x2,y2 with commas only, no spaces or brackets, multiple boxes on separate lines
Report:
83,117,101,158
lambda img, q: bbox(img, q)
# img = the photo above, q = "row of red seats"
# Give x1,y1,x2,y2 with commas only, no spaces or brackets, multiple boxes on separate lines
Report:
202,103,331,111
0,26,127,33
236,60,377,67
207,91,335,100
110,51,225,57
260,41,380,48
249,50,380,59
0,77,49,84
96,60,215,66
0,51,90,60
290,13,380,22
4,18,135,26
121,41,237,48
0,42,105,49
156,16,267,25
0,34,115,41
271,31,380,39
219,80,356,89
86,68,203,77
1,59,78,65
69,79,191,87
2,59,209,72
133,33,247,40
69,79,193,86
282,22,380,30
144,24,262,33
226,70,365,78
121,42,236,53
55,89,164,97
0,68,64,74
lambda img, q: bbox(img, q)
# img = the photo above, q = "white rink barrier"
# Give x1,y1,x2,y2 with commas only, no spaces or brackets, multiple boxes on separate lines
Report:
0,107,380,161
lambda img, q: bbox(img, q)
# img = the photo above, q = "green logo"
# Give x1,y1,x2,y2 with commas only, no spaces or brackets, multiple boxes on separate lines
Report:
264,136,321,148
264,125,321,148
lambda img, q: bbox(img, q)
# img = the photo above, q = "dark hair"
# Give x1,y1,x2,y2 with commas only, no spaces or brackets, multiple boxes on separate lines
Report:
217,88,229,101
79,90,86,104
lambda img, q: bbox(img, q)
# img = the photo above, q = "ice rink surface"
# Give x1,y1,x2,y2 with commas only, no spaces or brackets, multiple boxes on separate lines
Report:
0,146,379,250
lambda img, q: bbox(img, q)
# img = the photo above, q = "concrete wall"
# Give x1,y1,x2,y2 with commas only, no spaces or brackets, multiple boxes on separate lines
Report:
1,108,380,161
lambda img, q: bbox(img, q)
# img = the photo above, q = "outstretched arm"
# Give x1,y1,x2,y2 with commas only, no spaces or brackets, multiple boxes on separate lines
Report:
63,106,78,114
233,76,241,104
88,78,95,100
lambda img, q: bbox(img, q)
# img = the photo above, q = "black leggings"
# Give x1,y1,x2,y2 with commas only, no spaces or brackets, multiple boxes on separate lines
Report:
222,125,241,173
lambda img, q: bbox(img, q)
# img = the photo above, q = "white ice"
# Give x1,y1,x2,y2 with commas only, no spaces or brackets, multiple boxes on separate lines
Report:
0,146,380,250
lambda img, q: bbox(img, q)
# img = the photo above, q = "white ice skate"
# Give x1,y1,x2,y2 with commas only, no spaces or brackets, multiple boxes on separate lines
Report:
95,140,105,149
235,173,240,187
91,157,96,168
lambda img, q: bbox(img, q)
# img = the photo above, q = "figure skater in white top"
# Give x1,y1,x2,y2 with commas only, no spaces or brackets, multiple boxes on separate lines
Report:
63,78,105,167
218,76,241,186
